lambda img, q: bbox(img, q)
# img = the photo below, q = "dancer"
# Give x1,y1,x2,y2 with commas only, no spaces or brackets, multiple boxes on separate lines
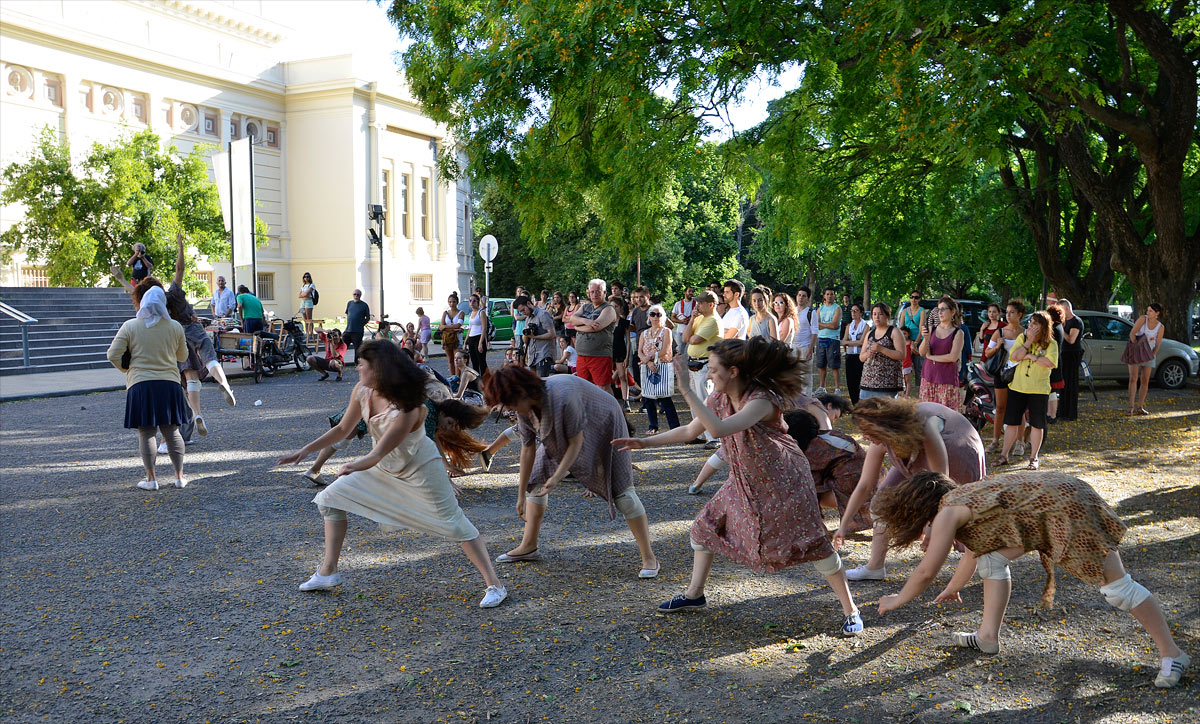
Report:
873,470,1188,688
106,281,189,490
782,409,874,534
619,337,863,635
277,340,507,608
833,396,985,580
482,365,659,578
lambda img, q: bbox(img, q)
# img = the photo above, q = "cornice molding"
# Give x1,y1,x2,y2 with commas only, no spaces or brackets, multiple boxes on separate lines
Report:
127,0,285,45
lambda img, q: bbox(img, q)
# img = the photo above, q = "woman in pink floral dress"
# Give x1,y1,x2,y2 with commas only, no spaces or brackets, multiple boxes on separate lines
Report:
616,336,864,636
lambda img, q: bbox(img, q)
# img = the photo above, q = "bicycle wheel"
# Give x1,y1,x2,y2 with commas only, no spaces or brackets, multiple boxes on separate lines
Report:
1081,360,1098,401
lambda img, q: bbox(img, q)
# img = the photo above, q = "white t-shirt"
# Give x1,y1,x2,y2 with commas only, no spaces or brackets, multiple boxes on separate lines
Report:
672,298,695,323
793,306,818,349
564,345,577,367
720,305,750,340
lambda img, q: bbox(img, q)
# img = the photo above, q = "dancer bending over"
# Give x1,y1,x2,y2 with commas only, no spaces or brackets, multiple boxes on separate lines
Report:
619,337,863,636
873,470,1188,689
277,340,506,608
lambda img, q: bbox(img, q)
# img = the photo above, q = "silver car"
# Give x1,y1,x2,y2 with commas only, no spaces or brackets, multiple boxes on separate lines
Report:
1076,310,1198,389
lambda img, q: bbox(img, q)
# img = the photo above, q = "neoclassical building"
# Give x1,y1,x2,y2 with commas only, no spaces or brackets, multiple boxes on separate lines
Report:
0,0,476,320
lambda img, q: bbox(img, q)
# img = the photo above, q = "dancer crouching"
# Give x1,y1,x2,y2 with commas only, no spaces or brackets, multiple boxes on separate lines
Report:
873,470,1188,688
277,340,507,608
617,337,863,635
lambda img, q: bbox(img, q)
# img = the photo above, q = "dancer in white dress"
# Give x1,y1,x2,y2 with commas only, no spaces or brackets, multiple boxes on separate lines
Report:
277,341,507,608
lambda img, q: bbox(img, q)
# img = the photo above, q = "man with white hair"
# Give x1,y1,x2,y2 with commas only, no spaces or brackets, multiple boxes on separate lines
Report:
566,279,618,387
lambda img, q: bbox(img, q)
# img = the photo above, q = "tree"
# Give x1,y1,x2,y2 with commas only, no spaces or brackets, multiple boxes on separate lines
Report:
1,127,229,295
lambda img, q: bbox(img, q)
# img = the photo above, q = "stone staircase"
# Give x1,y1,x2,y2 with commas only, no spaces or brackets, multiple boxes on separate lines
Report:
0,287,134,375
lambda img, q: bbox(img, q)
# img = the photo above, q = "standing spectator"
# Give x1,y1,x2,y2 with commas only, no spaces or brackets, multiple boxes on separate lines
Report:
815,286,843,394
567,280,618,388
236,285,265,334
516,295,556,376
772,292,797,348
483,366,660,578
671,287,696,348
840,293,853,327
841,303,869,404
720,279,749,340
1045,304,1067,422
984,301,1026,453
609,281,626,302
466,294,489,376
918,296,966,412
748,285,778,339
1058,300,1084,421
307,327,347,381
416,307,432,358
1000,310,1058,469
298,272,316,340
976,303,1004,354
511,285,528,353
793,287,818,394
898,290,927,385
343,290,371,351
126,242,154,283
441,294,464,377
858,303,906,400
630,286,652,390
210,275,236,319
549,291,566,338
638,304,679,434
563,291,581,342
1126,303,1165,416
611,297,635,410
684,290,722,447
107,281,189,490
537,289,550,308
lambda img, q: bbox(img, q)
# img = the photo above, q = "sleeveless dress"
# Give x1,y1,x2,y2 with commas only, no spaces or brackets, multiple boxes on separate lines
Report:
441,310,461,352
919,326,962,411
312,386,479,541
879,402,986,489
690,388,835,573
860,325,904,394
940,471,1125,585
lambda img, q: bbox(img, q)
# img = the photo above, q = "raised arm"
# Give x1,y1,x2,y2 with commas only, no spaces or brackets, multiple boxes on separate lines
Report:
172,233,185,289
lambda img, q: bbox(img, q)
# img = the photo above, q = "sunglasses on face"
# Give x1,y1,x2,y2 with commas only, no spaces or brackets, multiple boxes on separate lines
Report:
648,312,661,316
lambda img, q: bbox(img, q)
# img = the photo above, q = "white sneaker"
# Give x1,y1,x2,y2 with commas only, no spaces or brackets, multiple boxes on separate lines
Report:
298,571,342,591
194,416,208,437
845,565,886,581
221,384,237,407
136,479,159,491
1013,441,1026,457
815,387,828,395
832,388,842,396
479,585,508,608
157,441,168,455
175,478,188,489
1156,651,1190,688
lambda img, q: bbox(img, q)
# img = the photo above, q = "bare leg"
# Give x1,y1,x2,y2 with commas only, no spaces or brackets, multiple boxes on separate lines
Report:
690,462,722,491
460,537,502,587
976,577,1012,646
824,571,859,616
1103,551,1182,659
624,514,659,571
866,523,890,570
834,367,842,390
1000,420,1020,459
684,548,716,599
183,370,202,418
507,501,546,557
316,519,349,576
1137,368,1152,410
1027,426,1045,461
819,490,837,510
1127,365,1139,412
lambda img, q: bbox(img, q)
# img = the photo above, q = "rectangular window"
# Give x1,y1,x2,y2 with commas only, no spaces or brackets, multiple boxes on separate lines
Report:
204,112,218,136
44,78,62,107
381,168,392,237
256,272,275,301
229,117,240,140
196,271,214,295
409,273,433,301
400,173,411,238
420,177,430,241
265,126,278,148
131,95,147,123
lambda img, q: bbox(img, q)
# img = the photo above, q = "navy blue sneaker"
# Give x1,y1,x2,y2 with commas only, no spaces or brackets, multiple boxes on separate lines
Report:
842,612,864,637
657,594,707,613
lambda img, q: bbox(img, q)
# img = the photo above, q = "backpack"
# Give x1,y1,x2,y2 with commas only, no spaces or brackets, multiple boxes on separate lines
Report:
310,286,319,306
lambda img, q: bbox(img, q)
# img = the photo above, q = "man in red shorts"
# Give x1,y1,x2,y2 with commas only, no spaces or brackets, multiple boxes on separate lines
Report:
566,279,618,387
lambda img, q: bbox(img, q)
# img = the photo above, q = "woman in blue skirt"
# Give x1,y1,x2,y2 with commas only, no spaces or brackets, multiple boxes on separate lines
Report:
106,279,190,490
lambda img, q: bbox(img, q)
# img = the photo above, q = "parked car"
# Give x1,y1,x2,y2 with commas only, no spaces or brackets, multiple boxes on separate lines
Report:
429,296,516,343
1074,310,1197,389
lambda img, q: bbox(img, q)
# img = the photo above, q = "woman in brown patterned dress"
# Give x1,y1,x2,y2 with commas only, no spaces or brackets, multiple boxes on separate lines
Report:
872,470,1188,689
617,337,863,635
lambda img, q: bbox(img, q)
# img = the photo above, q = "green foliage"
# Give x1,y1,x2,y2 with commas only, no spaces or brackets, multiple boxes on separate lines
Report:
1,127,229,296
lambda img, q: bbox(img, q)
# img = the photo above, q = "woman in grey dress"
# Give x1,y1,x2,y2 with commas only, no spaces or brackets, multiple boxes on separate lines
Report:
483,366,660,578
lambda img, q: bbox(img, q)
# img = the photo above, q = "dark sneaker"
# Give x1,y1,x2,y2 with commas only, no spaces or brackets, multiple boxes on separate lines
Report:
657,594,707,614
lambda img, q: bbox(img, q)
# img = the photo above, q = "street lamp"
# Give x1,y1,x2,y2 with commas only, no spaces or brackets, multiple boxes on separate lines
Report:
367,204,386,319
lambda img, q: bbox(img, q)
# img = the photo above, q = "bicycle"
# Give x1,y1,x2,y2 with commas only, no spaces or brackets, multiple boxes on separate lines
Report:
253,317,312,381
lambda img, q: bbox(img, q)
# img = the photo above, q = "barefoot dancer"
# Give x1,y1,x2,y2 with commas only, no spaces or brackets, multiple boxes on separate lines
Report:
873,470,1189,689
619,337,863,635
277,341,507,608
483,366,659,578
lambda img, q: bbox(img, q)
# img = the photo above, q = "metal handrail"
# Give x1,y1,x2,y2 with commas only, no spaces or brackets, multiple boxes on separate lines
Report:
0,300,40,368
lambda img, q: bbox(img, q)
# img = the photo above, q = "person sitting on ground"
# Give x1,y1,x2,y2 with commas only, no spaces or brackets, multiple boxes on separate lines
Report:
307,327,347,381
873,470,1188,689
551,335,577,374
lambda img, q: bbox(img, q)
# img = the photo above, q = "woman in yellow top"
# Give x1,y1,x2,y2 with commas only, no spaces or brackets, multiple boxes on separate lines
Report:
998,310,1057,470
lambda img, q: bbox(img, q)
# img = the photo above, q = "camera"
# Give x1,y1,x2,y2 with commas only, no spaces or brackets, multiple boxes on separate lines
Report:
524,322,545,337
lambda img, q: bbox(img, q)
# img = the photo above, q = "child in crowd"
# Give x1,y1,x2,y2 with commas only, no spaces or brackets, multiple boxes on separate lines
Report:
552,335,577,374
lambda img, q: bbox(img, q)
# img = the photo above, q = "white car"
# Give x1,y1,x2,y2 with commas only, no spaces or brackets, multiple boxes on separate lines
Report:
1077,310,1198,389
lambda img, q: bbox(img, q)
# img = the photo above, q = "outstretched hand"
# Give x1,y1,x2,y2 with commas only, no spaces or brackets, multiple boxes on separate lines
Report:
831,525,850,551
878,593,902,615
933,588,963,604
612,437,646,451
277,450,307,466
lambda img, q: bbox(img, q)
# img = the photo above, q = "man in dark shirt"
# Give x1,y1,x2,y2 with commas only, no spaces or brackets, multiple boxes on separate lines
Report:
343,289,371,349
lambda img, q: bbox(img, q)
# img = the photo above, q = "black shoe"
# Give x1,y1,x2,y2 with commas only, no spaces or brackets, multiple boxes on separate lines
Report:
657,594,707,613
686,437,705,445
480,450,493,472
317,373,329,381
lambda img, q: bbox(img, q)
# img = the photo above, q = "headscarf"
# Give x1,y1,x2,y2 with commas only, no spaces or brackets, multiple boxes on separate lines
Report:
136,286,169,328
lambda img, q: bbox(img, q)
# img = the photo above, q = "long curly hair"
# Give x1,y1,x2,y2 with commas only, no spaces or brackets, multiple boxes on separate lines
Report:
356,339,426,411
851,396,924,460
709,336,806,399
433,398,490,469
872,471,959,549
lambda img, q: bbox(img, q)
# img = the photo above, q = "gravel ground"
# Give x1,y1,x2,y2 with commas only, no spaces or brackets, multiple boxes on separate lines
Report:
1,356,1196,723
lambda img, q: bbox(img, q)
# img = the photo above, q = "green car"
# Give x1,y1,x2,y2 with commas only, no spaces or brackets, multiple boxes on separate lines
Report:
429,297,515,344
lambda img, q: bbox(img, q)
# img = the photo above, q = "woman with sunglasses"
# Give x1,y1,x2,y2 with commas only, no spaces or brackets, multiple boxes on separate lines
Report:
918,296,966,412
771,292,797,348
637,304,679,434
998,310,1057,469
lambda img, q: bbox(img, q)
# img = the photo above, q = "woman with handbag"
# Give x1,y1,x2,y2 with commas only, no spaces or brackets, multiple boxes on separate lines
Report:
999,311,1058,469
1125,303,1165,416
982,300,1025,453
638,304,679,434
